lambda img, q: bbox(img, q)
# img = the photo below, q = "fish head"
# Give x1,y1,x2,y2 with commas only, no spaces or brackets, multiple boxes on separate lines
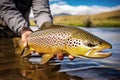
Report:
82,39,112,58
66,37,112,59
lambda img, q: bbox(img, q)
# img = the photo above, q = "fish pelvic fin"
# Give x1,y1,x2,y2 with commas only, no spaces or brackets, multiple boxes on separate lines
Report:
40,54,53,64
12,37,24,54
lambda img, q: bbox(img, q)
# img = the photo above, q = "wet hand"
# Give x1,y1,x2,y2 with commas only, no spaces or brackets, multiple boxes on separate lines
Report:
21,31,33,47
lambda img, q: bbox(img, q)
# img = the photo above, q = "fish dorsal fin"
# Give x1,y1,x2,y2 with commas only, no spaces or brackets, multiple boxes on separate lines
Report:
40,54,53,64
39,22,64,30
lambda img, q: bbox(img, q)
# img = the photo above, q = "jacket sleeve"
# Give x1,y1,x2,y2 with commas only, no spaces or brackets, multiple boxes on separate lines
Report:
0,0,31,35
32,0,53,28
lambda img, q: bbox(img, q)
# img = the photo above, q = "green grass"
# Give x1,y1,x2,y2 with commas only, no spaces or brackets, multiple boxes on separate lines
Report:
92,20,120,27
53,16,120,27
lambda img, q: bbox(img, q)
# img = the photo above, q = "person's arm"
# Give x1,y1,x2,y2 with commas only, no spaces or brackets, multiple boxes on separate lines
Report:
0,0,33,46
0,0,32,35
32,0,53,28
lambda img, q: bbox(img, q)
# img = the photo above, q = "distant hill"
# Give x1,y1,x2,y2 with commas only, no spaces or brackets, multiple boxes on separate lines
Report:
53,13,70,16
91,10,120,20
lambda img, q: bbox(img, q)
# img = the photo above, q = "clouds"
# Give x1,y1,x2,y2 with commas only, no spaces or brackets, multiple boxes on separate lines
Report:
50,2,120,15
29,0,120,17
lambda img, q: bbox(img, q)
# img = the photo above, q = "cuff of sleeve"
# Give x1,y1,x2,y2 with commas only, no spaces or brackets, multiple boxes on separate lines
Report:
20,27,33,36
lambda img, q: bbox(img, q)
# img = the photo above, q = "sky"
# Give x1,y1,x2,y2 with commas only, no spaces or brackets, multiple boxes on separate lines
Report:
50,0,120,7
30,0,120,17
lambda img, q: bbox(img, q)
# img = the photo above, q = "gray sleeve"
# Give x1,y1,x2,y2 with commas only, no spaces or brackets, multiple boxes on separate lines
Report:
0,0,30,35
32,0,53,28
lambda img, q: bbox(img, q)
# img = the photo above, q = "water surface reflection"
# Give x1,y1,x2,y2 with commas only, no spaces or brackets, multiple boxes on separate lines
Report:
18,56,83,80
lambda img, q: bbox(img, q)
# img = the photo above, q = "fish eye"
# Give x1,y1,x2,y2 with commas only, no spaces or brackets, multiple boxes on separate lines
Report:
88,43,96,47
99,41,102,45
84,42,97,47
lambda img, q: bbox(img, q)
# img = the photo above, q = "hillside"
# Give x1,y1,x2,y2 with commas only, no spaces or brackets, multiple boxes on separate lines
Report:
91,10,120,19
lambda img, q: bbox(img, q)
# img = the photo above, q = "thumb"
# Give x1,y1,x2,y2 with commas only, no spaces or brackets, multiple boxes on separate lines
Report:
21,31,33,47
21,34,27,47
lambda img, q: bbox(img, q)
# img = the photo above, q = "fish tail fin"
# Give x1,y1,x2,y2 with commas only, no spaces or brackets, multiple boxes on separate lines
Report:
12,37,24,54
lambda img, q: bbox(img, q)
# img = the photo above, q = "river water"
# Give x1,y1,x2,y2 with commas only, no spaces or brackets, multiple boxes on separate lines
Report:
0,27,120,80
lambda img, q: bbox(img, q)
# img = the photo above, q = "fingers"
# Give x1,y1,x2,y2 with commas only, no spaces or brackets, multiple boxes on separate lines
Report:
57,54,75,60
21,33,27,47
57,54,64,60
21,31,32,47
68,55,75,60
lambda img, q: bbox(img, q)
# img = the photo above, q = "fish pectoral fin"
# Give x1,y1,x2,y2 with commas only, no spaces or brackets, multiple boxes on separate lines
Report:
40,54,53,64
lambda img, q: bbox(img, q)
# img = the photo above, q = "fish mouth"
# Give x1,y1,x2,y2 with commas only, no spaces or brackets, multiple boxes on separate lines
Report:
85,48,112,58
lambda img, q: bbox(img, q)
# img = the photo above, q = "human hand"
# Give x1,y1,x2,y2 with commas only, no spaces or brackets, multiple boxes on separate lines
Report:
21,31,33,47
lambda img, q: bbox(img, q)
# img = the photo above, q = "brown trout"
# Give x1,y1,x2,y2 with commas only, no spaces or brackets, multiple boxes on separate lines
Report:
13,25,112,64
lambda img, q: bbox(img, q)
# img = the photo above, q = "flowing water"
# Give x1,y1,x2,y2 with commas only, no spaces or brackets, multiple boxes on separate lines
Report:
0,27,120,80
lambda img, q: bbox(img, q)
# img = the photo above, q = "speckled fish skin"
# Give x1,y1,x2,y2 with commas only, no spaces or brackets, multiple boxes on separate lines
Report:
13,25,112,64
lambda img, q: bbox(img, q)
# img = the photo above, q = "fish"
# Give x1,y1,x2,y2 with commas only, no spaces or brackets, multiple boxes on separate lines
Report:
13,24,112,64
